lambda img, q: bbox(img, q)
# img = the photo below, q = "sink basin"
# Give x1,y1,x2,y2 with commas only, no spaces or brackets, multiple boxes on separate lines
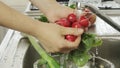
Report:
0,26,8,44
23,37,120,68
91,37,120,68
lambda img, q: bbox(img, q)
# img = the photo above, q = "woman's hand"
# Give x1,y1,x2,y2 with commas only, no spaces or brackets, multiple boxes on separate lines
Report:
34,22,83,53
30,0,74,23
29,0,96,53
45,4,74,23
44,4,96,25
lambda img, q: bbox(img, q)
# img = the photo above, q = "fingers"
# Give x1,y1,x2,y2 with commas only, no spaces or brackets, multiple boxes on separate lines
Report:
59,27,83,53
60,36,81,53
61,27,84,36
45,36,81,53
66,36,81,49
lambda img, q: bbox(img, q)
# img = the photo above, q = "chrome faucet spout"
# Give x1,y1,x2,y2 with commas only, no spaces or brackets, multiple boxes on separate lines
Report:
85,4,120,32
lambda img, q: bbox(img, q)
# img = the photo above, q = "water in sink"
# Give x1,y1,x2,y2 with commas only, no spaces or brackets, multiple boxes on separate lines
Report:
33,55,115,68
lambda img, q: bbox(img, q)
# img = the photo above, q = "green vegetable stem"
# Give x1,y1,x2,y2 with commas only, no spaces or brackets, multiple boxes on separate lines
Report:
28,35,60,68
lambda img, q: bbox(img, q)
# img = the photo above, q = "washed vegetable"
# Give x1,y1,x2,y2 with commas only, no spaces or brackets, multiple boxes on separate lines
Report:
65,21,83,42
55,12,90,42
72,21,82,28
65,35,77,42
65,21,82,42
79,15,87,21
67,13,77,23
79,19,89,27
55,18,71,27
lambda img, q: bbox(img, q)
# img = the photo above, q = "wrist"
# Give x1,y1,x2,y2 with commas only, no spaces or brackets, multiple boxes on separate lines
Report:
30,21,45,39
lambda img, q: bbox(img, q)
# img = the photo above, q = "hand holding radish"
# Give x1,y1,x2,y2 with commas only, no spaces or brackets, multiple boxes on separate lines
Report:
55,9,96,42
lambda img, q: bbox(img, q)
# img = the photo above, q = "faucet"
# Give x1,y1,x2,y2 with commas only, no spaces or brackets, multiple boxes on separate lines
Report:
74,1,120,32
84,5,120,32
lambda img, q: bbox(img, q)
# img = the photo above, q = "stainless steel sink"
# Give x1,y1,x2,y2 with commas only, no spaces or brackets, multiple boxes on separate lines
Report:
91,37,120,68
23,37,120,68
0,26,8,44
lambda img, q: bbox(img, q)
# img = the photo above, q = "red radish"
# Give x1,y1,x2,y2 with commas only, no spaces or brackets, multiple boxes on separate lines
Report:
65,35,77,42
55,18,71,27
55,12,92,42
67,13,77,23
79,15,87,21
72,21,82,28
66,21,84,42
66,21,83,42
79,19,89,27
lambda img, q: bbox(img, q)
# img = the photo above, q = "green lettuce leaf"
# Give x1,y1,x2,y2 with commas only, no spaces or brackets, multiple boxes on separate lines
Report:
68,33,102,67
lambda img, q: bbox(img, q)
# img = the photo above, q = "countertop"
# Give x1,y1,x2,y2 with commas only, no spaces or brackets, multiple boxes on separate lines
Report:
88,16,120,36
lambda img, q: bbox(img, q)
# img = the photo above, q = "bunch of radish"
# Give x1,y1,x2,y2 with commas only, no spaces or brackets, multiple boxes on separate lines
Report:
55,9,95,42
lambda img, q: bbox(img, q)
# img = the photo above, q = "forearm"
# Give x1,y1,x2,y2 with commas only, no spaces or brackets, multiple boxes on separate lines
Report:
29,0,59,14
0,1,42,36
